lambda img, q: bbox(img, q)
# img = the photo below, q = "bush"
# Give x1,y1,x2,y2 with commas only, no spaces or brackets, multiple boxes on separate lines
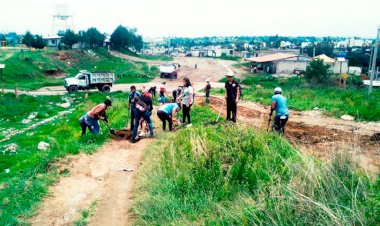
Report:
305,59,332,85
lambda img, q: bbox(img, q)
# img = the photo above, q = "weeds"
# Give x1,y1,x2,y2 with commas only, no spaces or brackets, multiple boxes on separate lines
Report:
0,92,129,225
132,106,379,225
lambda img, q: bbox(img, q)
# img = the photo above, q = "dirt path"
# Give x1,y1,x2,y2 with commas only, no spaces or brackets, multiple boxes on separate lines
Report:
200,96,380,175
31,138,151,226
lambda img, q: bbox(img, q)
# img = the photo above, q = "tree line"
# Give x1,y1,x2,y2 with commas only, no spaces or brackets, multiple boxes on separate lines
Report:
21,25,143,52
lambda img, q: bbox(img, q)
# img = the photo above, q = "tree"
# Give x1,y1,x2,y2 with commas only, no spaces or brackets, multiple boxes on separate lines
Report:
305,42,335,57
77,30,87,49
22,31,33,47
31,35,46,49
110,25,132,50
61,30,79,49
86,27,105,48
132,35,143,52
305,59,331,85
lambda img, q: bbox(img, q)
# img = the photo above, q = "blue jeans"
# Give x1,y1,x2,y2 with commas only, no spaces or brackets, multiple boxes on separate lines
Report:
79,114,100,135
132,110,154,141
160,95,166,104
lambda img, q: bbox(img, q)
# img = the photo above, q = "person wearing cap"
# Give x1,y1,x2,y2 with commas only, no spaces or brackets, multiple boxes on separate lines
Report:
131,96,154,143
269,87,289,134
225,74,240,123
79,98,112,135
204,79,211,104
128,85,141,130
157,103,182,131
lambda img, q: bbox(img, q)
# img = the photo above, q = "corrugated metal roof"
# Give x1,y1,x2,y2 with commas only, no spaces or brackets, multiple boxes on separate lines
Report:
246,53,298,63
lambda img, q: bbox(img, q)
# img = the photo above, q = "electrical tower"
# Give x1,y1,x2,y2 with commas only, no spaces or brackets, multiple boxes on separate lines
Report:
51,3,74,35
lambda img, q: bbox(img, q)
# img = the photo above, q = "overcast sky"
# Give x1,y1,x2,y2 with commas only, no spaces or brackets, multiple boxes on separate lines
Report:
1,0,379,38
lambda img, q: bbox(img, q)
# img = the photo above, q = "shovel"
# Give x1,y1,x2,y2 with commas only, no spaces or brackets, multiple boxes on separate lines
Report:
105,122,117,135
267,116,272,132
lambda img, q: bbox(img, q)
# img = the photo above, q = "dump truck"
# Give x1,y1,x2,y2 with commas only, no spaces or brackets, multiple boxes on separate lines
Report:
64,70,116,93
159,64,178,79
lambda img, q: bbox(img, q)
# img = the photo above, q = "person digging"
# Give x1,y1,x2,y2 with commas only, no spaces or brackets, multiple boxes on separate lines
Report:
157,103,182,131
79,98,112,135
131,96,154,143
269,87,289,134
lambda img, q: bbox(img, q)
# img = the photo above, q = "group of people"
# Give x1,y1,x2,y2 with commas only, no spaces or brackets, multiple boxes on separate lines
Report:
79,74,289,139
128,77,195,142
224,73,289,133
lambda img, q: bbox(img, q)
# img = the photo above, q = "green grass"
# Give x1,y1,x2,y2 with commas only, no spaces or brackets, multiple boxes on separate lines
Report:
132,106,380,225
0,48,157,90
0,92,130,225
214,74,380,121
74,200,99,226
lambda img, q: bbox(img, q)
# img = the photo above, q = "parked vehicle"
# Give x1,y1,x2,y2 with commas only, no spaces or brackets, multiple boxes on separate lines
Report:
159,64,179,79
64,70,116,93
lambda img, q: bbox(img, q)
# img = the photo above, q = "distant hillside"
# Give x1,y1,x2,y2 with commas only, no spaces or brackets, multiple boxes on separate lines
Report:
0,48,158,90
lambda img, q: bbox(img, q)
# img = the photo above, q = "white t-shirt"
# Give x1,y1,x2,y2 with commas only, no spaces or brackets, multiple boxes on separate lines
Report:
181,86,194,105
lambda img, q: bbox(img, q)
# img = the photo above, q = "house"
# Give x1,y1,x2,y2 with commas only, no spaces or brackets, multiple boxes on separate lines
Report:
314,54,349,74
247,53,310,74
43,36,62,47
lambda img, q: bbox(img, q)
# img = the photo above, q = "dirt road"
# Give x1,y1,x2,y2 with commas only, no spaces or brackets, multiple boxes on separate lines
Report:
32,138,149,226
10,52,242,96
201,96,380,175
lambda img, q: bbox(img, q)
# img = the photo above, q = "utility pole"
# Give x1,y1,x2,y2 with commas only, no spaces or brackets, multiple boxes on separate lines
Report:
368,45,373,74
369,26,380,94
0,64,5,96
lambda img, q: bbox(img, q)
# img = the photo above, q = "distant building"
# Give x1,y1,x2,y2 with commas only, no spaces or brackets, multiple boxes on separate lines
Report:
43,36,62,47
247,53,310,74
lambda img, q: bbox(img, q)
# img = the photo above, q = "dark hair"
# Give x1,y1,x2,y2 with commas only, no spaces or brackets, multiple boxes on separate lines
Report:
134,96,139,102
131,85,136,90
183,78,192,87
104,99,112,106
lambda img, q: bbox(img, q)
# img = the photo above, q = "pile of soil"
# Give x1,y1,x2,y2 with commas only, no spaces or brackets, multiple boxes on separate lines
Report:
56,51,73,60
44,68,66,77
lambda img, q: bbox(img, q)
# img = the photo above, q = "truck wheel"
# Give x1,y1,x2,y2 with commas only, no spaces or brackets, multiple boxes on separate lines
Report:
102,85,111,92
68,86,78,93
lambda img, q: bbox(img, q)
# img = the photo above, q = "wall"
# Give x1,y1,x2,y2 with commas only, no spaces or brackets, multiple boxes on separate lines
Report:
276,60,308,74
331,61,349,74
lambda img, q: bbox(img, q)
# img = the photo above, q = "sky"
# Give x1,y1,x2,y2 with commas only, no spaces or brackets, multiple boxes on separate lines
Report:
1,0,379,38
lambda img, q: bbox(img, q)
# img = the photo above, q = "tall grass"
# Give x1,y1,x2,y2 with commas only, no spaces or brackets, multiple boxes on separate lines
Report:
132,107,379,225
0,92,130,225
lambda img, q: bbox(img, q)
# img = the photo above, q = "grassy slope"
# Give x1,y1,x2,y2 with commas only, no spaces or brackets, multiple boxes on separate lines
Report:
0,48,158,90
0,92,129,225
132,106,380,225
214,75,380,121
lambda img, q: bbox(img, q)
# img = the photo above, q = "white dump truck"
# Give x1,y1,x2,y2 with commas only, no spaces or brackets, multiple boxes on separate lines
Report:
159,64,179,79
64,70,116,93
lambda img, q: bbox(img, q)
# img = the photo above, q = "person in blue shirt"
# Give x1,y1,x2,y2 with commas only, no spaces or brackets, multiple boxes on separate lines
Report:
269,87,289,134
128,86,141,130
157,103,181,131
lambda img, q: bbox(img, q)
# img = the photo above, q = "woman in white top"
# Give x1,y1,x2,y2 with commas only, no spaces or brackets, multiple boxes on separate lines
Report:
180,78,193,127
